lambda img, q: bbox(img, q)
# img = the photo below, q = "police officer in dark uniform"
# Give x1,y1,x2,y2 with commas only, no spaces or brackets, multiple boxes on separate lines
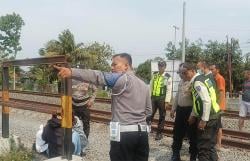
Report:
170,63,197,161
148,61,172,140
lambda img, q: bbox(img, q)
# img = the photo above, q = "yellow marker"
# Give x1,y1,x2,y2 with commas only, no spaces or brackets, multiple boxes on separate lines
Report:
61,95,72,128
2,90,10,113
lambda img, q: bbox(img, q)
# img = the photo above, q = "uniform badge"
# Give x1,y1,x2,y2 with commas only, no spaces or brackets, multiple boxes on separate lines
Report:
195,86,201,91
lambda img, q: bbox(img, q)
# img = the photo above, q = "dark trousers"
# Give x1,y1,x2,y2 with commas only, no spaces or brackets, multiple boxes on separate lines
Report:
172,106,198,158
73,105,90,138
197,119,218,161
110,131,149,161
149,97,166,134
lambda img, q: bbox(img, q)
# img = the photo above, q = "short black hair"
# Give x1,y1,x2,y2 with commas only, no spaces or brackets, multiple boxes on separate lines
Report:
210,64,220,70
198,60,210,68
182,62,196,70
113,53,132,66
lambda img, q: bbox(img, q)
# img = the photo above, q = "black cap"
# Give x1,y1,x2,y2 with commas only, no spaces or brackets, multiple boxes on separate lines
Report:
158,61,166,66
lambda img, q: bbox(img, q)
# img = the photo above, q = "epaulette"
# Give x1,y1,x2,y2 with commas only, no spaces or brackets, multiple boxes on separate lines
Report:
164,73,171,78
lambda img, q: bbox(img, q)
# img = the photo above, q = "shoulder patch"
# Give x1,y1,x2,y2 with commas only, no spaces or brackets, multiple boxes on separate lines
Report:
195,86,201,92
164,73,171,78
103,72,123,88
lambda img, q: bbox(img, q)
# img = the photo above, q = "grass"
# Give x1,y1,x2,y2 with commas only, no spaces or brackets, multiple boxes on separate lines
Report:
0,136,33,161
96,89,110,98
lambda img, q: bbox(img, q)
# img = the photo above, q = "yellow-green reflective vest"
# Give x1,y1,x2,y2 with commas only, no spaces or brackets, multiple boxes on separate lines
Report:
152,73,169,97
191,75,220,119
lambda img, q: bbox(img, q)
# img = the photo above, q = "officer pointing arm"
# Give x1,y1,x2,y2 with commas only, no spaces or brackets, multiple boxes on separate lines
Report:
54,53,152,161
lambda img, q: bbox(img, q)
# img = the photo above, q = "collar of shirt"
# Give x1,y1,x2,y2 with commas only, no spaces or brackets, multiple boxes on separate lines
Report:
126,70,135,75
205,71,212,76
190,73,200,83
157,72,166,76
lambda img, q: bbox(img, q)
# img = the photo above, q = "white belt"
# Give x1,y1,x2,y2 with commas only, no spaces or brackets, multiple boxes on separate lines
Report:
120,124,148,132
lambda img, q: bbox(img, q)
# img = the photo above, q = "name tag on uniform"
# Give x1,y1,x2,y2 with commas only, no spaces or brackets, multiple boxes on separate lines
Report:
109,122,120,142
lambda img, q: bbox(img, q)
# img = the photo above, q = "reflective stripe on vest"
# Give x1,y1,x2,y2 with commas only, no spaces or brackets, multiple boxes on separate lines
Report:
192,77,220,118
152,74,166,96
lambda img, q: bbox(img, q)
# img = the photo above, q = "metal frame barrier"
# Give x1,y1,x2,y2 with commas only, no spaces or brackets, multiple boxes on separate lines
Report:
1,56,73,160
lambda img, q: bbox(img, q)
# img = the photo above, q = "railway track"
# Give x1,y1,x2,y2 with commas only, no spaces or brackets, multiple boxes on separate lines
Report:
0,90,249,119
0,92,249,150
90,109,250,150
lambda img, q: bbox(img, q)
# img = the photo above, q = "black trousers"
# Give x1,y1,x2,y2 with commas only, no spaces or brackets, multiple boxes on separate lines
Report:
197,119,218,161
149,97,166,134
110,131,149,161
172,106,198,158
73,104,90,138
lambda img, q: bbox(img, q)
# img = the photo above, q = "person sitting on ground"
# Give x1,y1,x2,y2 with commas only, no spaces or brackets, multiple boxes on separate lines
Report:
72,114,88,156
42,114,86,158
42,114,64,158
35,124,48,155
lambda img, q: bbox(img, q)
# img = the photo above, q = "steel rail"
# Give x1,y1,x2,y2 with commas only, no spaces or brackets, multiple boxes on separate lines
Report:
89,111,250,150
1,90,248,119
0,97,249,150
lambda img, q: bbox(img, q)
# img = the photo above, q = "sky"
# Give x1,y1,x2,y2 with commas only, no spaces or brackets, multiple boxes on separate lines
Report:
1,0,250,66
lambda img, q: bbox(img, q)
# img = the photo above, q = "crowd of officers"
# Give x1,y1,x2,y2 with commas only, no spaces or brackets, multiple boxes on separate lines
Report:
54,53,249,161
149,60,226,161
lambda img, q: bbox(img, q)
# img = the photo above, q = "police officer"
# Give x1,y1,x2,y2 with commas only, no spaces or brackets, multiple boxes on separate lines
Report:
54,53,152,161
197,60,216,87
148,60,172,140
182,63,220,161
170,63,197,161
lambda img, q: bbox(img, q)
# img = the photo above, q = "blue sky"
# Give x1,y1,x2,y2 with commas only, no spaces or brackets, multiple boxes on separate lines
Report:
1,0,250,66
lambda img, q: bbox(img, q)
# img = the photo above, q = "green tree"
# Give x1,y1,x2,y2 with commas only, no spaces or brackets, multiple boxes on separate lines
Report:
0,12,25,59
39,29,84,65
136,59,151,83
164,38,245,92
165,41,179,59
244,52,250,69
79,42,114,71
165,39,203,63
40,30,114,71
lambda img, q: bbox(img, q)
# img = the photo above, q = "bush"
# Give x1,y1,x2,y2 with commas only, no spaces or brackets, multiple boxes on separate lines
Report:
0,136,33,161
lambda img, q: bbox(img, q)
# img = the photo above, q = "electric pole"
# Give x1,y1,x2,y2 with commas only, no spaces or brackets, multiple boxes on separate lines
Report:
181,1,186,63
173,25,179,52
227,36,232,96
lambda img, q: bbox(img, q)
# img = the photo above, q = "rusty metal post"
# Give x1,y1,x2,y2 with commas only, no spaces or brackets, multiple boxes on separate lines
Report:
2,67,10,138
61,78,72,160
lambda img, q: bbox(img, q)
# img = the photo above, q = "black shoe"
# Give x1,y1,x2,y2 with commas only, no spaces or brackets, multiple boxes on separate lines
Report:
155,133,163,140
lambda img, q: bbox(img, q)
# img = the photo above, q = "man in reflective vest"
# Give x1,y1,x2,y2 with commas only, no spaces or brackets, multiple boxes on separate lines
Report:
148,60,172,140
182,63,220,161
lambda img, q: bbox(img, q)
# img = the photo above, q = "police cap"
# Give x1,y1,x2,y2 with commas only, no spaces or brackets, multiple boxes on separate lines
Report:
158,61,166,67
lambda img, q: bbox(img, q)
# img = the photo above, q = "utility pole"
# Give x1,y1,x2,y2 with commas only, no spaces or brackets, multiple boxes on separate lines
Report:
173,25,179,52
227,36,232,96
230,38,233,95
181,1,186,63
13,66,16,90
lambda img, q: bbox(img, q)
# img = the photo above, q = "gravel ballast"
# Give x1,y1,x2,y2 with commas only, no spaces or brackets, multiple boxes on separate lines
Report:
0,107,250,161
